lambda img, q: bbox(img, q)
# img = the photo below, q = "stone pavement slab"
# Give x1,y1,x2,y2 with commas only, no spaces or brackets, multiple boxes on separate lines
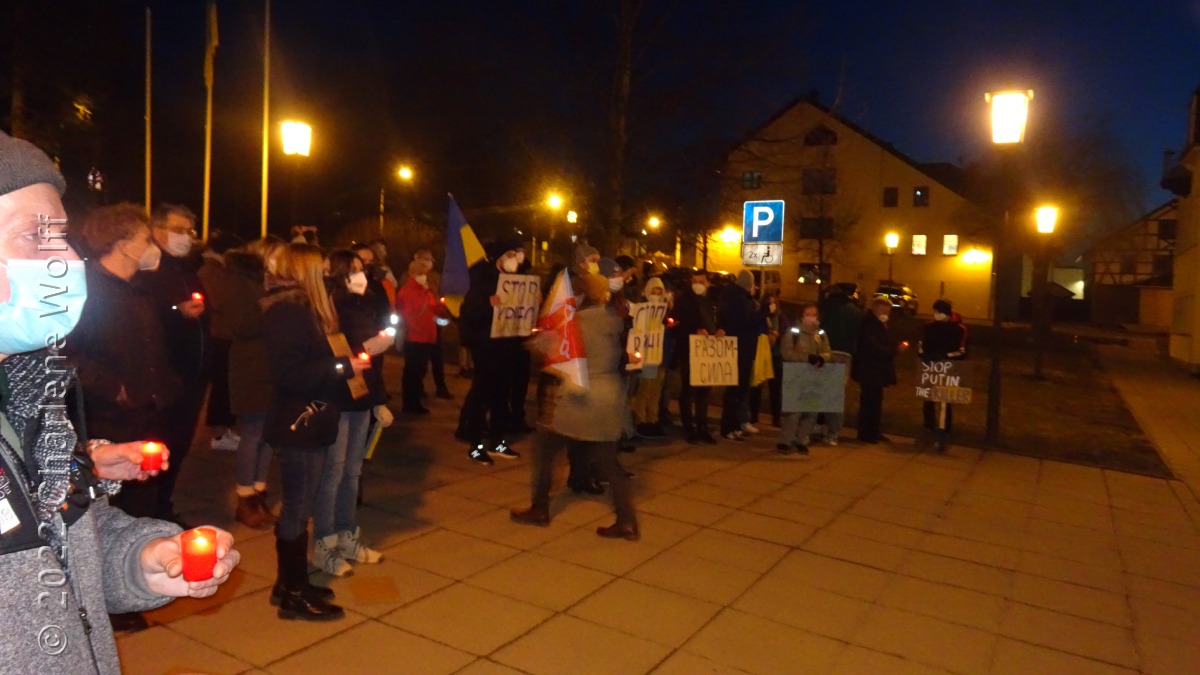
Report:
113,366,1200,674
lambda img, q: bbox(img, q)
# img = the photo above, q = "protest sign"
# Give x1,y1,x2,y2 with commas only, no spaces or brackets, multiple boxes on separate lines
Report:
326,332,369,399
491,273,540,338
780,362,846,413
688,335,738,386
625,299,668,371
915,360,972,404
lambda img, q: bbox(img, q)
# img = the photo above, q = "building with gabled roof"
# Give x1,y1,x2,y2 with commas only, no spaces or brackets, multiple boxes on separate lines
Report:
708,92,994,319
1086,199,1177,329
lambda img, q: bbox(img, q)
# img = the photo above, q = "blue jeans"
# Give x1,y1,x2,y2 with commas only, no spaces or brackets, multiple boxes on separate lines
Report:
276,446,327,540
313,410,373,538
235,413,273,488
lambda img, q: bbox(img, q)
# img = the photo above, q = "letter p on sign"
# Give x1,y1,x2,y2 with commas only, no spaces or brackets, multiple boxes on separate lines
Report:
742,200,785,243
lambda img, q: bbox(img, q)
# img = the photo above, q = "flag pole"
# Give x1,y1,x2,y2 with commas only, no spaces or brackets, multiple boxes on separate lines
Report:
202,1,218,242
260,0,271,238
144,6,152,211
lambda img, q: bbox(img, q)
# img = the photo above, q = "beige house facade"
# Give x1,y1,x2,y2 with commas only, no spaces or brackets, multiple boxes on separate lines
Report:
712,95,993,319
1164,89,1200,369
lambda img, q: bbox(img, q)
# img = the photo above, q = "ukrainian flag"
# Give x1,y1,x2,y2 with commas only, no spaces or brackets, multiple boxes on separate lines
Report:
441,194,486,316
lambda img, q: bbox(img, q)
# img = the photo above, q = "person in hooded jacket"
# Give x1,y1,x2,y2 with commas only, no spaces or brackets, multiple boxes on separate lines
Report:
717,270,760,441
310,249,389,577
917,298,968,451
455,241,525,464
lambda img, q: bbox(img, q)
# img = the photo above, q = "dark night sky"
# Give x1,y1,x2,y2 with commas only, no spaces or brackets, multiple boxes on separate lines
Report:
72,0,1200,240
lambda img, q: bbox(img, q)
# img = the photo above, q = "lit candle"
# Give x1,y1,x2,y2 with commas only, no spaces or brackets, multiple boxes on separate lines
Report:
192,292,204,302
359,352,370,362
140,442,164,471
634,351,642,360
180,527,218,582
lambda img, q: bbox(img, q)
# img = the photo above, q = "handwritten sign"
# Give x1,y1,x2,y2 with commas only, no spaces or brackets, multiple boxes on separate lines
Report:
625,299,667,371
781,362,846,412
688,335,738,386
326,332,369,399
915,360,972,404
491,273,540,338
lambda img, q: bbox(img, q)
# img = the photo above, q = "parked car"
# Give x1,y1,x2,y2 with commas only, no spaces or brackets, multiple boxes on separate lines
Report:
873,283,919,315
828,282,863,307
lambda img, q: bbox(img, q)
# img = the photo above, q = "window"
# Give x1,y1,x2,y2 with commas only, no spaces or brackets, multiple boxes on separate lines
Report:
803,125,838,146
913,186,930,207
802,168,837,195
1158,219,1177,242
942,234,958,255
882,187,899,207
799,217,834,239
912,234,927,255
741,170,762,189
1119,253,1137,275
1152,254,1173,284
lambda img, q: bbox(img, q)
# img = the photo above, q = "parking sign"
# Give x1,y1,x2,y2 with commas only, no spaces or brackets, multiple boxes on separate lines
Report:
742,200,785,243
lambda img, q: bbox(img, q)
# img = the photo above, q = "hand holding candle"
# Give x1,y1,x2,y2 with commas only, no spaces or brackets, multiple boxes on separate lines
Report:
181,528,218,581
140,527,241,599
89,440,168,481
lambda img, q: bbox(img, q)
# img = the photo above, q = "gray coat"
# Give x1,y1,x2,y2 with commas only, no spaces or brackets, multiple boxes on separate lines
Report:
0,481,180,674
550,305,626,441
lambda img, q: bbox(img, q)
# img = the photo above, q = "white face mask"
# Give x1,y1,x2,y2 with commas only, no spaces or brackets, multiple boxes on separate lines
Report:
515,251,525,265
609,277,625,292
163,230,193,257
586,261,600,274
501,257,520,273
933,312,948,322
125,241,162,272
691,283,707,296
415,274,428,286
346,271,368,295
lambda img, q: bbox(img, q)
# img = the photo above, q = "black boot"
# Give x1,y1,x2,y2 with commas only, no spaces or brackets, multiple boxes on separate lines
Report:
273,533,344,621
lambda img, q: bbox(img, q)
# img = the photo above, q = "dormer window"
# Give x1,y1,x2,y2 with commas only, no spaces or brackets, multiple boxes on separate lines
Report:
804,125,838,146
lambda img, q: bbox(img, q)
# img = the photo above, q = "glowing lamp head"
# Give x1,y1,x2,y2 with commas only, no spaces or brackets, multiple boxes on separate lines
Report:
986,90,1033,144
1035,206,1058,234
546,193,564,210
718,226,741,244
885,232,900,249
648,216,661,229
567,210,578,224
398,165,413,181
281,120,312,156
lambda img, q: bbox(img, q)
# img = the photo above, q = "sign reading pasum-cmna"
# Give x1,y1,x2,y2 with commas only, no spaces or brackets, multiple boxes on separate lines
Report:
916,360,972,404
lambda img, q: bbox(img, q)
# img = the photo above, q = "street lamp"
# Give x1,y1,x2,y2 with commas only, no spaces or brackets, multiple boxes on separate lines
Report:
546,193,563,210
648,216,661,229
984,88,1033,445
1032,205,1058,378
884,232,899,285
281,120,311,227
379,163,416,234
567,210,578,224
398,165,414,182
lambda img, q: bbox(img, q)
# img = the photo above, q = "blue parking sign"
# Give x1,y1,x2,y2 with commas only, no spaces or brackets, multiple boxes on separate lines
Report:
742,200,785,243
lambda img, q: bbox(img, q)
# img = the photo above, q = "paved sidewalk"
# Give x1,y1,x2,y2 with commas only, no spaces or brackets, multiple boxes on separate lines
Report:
116,372,1200,675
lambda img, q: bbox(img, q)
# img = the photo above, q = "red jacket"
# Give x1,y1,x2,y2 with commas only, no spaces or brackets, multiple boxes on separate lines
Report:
396,276,439,344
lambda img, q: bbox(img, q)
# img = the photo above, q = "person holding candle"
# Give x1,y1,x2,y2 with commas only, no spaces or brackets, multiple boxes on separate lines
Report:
311,250,389,577
396,257,441,415
262,243,369,620
0,130,241,672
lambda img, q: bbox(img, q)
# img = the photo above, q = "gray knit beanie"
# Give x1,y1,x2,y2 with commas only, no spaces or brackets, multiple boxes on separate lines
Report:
736,269,754,291
0,131,67,197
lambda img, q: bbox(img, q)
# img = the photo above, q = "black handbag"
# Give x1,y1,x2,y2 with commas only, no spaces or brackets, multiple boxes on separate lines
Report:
264,398,339,449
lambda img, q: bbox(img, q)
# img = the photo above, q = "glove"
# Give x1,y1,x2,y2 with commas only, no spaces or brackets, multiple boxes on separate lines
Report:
808,354,825,367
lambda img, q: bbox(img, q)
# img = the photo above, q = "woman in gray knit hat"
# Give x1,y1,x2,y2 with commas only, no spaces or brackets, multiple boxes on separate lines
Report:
0,131,240,673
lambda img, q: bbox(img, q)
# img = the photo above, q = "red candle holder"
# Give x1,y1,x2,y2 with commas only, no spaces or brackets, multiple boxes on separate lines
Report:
140,442,164,471
181,527,218,582
191,292,204,302
358,352,370,362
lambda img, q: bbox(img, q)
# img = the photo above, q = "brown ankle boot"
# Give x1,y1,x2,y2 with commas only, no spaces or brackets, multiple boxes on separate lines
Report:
509,506,550,527
236,494,274,530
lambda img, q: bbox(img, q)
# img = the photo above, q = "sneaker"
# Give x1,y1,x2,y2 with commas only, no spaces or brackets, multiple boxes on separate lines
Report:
313,534,353,577
723,430,745,443
488,440,521,460
794,443,810,455
826,436,839,446
741,422,759,435
337,527,383,564
469,443,494,465
210,432,239,451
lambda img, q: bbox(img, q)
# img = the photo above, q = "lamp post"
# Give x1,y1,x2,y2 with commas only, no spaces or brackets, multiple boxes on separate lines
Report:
379,164,414,234
1032,205,1058,379
884,232,899,285
281,120,311,228
984,89,1032,445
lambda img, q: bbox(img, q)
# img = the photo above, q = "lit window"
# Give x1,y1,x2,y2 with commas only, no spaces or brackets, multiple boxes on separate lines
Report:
912,235,927,255
882,187,898,207
914,186,930,207
943,234,959,255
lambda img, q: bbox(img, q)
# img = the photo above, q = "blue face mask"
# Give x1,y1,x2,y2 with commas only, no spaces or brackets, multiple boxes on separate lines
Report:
0,259,88,355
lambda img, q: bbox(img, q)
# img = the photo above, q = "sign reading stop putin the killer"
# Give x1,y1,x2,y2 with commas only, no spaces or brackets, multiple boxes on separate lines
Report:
916,360,972,404
625,299,668,371
491,273,541,338
689,335,738,386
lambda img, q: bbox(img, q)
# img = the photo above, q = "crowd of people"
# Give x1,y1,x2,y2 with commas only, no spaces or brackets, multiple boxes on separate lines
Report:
0,128,973,670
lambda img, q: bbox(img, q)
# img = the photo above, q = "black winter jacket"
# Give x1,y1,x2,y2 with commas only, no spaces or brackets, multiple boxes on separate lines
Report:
135,252,208,384
919,318,968,361
459,260,499,348
668,287,717,369
851,314,899,388
717,283,760,367
261,287,354,448
333,288,390,410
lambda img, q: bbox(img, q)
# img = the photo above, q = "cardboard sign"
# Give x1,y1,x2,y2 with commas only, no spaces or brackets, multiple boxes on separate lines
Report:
688,335,738,386
625,299,668,371
491,273,540,338
781,362,846,413
326,332,369,399
915,360,972,404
